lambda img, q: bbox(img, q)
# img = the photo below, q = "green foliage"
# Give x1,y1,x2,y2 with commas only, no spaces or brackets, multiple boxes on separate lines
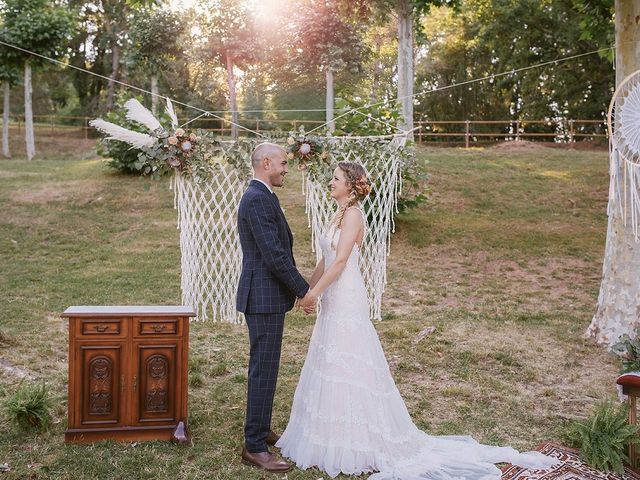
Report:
567,400,639,473
127,8,186,75
95,95,256,180
290,1,369,74
1,0,75,67
2,381,52,432
415,0,614,125
573,0,614,58
334,98,401,136
95,95,158,174
396,152,429,214
332,99,428,213
611,333,640,374
199,0,261,69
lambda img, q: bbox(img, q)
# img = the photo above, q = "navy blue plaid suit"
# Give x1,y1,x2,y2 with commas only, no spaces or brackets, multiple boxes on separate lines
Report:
236,179,309,453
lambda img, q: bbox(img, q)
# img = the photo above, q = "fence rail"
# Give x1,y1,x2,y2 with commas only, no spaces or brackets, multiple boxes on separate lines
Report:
0,114,607,146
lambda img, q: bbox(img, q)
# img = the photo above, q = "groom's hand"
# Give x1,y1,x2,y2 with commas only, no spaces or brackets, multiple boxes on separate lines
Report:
298,291,317,312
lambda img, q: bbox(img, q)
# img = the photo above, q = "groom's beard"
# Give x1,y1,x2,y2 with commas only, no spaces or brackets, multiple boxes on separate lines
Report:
271,172,286,187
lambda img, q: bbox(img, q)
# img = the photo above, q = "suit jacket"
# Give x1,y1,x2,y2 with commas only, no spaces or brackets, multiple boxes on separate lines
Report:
236,179,309,314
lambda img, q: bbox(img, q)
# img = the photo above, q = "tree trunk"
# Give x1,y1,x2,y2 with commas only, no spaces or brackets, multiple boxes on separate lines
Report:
586,1,640,346
24,61,35,161
226,54,238,139
370,32,383,103
106,41,120,111
326,68,335,133
151,74,158,116
396,0,414,140
2,81,10,159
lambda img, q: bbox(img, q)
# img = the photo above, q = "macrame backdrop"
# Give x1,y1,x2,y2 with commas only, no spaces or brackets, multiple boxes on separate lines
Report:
170,136,410,323
171,165,247,323
304,136,408,321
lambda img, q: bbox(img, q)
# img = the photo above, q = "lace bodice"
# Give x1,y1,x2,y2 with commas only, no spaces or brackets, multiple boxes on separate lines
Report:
317,209,368,315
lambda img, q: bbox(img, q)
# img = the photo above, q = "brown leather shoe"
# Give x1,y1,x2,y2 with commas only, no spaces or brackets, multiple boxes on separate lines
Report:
241,448,292,473
266,430,280,446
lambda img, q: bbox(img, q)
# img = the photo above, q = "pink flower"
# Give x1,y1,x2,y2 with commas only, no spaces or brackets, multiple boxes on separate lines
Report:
168,136,178,145
175,128,185,137
167,157,181,168
299,143,311,155
189,133,197,142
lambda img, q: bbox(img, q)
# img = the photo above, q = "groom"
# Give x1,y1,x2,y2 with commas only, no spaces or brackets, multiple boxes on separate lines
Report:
236,142,315,473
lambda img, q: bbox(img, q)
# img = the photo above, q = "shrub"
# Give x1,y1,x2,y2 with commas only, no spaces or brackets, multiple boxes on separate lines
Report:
2,381,52,432
567,400,639,473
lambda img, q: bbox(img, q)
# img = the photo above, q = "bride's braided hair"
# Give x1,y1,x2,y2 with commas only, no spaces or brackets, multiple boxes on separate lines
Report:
332,161,371,230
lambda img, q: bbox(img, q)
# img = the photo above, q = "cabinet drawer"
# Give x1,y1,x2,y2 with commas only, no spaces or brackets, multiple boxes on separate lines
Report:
135,318,179,336
79,319,123,337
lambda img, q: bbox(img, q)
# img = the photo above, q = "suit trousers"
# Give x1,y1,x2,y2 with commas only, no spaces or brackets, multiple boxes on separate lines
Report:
244,312,285,453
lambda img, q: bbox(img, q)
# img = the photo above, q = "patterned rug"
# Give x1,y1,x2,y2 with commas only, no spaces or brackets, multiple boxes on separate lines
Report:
501,442,640,480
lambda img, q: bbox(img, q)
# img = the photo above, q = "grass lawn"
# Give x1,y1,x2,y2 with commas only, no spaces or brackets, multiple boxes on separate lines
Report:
0,141,618,479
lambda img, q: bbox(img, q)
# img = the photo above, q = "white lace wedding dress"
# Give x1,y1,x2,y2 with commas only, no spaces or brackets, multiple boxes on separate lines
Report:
276,214,558,479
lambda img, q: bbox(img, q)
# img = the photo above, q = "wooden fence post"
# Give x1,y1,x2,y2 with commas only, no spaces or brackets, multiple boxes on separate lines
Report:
465,120,470,148
569,119,575,143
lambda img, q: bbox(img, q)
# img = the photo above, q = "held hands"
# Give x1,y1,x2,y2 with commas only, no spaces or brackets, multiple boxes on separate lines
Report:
297,291,317,315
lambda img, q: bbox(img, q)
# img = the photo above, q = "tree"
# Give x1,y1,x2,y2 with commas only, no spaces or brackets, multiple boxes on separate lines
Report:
412,0,614,132
127,8,186,116
0,49,20,158
290,1,368,132
339,0,460,139
587,0,640,346
1,0,74,160
198,0,261,139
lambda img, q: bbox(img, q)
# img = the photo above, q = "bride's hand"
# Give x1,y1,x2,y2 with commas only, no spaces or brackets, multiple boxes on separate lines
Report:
298,291,317,310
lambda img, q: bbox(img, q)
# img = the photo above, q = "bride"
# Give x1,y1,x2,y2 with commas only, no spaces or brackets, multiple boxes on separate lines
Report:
277,161,559,479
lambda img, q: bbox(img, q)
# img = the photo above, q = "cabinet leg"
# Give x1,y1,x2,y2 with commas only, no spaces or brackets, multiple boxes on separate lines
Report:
171,420,190,445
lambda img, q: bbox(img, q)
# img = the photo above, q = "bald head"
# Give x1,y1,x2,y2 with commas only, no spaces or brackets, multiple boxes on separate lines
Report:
251,142,286,168
251,142,289,188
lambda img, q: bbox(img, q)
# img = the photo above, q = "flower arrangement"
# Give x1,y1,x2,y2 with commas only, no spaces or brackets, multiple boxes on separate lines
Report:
91,98,252,183
285,132,330,179
137,127,228,182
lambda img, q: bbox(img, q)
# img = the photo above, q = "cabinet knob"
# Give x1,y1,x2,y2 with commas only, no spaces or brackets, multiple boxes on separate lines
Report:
151,324,166,332
94,324,109,333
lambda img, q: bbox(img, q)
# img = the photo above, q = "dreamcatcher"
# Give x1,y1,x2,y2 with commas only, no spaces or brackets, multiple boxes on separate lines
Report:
607,69,640,238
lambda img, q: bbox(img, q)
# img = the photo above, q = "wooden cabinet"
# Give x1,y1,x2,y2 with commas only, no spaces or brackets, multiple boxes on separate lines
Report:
62,306,195,444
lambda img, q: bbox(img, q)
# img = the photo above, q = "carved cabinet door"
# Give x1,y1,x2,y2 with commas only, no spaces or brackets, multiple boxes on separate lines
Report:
76,342,126,428
130,341,182,426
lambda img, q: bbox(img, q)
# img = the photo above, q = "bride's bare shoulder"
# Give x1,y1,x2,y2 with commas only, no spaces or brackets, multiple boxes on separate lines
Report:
342,207,364,228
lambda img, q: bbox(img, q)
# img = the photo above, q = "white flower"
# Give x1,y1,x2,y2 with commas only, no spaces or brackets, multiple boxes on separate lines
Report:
189,133,197,142
287,152,294,160
287,136,295,145
299,143,311,155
